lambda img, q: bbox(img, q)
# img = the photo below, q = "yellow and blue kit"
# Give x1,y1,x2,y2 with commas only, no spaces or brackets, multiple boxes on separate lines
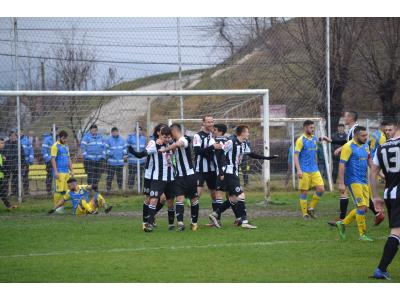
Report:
295,134,324,190
369,129,386,159
340,139,371,236
63,185,105,215
51,141,71,204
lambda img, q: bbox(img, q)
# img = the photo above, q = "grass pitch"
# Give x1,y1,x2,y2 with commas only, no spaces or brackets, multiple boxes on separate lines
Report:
0,191,398,282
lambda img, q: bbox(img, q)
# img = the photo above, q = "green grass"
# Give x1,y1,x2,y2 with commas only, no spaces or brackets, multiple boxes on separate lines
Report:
0,191,398,283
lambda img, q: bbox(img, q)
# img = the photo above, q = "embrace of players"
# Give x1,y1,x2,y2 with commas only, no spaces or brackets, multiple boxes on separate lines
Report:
128,116,278,232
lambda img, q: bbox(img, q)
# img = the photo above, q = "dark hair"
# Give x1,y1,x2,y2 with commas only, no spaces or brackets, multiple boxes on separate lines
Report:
89,124,98,130
338,123,345,127
67,177,77,184
236,124,249,135
111,127,118,132
303,120,314,127
346,111,358,121
0,138,4,142
160,126,172,136
153,123,168,139
381,121,389,127
354,126,367,135
202,115,213,122
59,130,68,139
170,123,182,131
214,123,227,135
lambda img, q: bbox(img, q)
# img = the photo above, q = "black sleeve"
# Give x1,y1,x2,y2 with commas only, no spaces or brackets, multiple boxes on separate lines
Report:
330,138,347,146
214,149,226,175
127,146,147,158
247,152,278,160
193,145,214,156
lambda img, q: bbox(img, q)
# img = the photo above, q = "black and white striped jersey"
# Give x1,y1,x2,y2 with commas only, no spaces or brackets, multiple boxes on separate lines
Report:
223,135,251,176
144,140,175,182
214,136,228,176
174,136,195,177
193,131,216,173
347,123,359,141
373,137,400,200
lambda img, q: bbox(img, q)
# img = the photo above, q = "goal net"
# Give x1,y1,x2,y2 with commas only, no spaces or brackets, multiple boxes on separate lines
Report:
0,89,332,202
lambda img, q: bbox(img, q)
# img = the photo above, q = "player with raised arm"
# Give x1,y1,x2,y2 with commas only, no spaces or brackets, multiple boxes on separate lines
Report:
370,118,400,280
48,177,112,215
335,126,374,242
159,123,199,231
209,124,278,229
193,116,223,215
293,120,325,219
131,126,175,233
51,130,74,210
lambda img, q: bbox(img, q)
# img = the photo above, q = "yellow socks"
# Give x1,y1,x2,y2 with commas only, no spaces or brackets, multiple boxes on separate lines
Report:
299,194,308,216
310,191,323,209
342,208,356,225
356,209,367,236
53,192,64,205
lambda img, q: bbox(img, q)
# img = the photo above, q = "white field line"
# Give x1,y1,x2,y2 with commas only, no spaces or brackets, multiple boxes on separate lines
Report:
0,240,305,259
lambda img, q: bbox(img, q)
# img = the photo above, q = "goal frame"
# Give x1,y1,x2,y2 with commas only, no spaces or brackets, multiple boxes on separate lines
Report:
0,89,270,203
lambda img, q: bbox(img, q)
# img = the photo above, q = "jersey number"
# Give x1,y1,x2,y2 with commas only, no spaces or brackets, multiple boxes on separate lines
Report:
381,147,400,172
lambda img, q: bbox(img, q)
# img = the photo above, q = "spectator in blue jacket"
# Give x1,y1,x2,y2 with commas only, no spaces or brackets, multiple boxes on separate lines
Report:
105,127,127,192
81,124,106,188
41,128,56,194
20,129,34,195
126,126,146,191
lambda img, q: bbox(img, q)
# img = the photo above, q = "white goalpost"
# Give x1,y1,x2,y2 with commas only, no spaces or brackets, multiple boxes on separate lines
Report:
0,89,333,203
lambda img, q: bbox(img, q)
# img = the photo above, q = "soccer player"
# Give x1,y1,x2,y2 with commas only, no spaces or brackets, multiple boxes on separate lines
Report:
209,124,277,229
293,120,325,219
335,126,373,242
131,126,175,233
193,116,222,215
41,128,57,195
0,138,17,210
159,123,199,231
369,122,388,159
48,177,112,215
370,118,400,280
51,130,74,207
105,127,127,192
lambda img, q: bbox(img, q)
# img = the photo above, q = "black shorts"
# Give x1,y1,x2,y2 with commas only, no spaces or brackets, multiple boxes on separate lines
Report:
216,175,226,192
143,178,151,196
225,174,243,196
149,180,175,200
196,172,217,190
385,197,400,228
174,175,198,199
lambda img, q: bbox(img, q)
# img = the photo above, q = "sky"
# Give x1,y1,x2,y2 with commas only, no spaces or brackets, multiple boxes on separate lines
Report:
0,17,230,89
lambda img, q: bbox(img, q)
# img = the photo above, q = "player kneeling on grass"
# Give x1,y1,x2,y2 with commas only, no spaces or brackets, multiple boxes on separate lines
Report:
209,124,278,229
336,126,373,242
48,178,112,215
293,120,325,220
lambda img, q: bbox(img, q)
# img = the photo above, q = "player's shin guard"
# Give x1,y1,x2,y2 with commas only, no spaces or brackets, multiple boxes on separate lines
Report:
368,199,378,215
339,197,349,220
378,234,400,272
230,200,240,218
355,209,367,236
214,199,223,219
299,194,308,216
191,200,199,224
218,200,232,216
168,208,175,225
237,198,247,221
342,208,356,225
147,204,157,225
176,202,184,222
310,192,322,209
143,202,149,223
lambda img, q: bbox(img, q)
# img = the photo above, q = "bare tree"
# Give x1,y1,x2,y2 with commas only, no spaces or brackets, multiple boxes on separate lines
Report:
357,18,400,119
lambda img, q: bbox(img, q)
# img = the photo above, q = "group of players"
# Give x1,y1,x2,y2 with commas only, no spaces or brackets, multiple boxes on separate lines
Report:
293,111,400,280
128,116,277,232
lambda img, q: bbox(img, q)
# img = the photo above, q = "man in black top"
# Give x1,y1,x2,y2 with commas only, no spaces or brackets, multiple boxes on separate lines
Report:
3,131,26,197
370,118,400,280
331,124,347,183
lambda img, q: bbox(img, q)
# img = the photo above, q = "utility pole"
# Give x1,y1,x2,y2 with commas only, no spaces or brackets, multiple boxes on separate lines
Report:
177,17,184,131
325,17,332,169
